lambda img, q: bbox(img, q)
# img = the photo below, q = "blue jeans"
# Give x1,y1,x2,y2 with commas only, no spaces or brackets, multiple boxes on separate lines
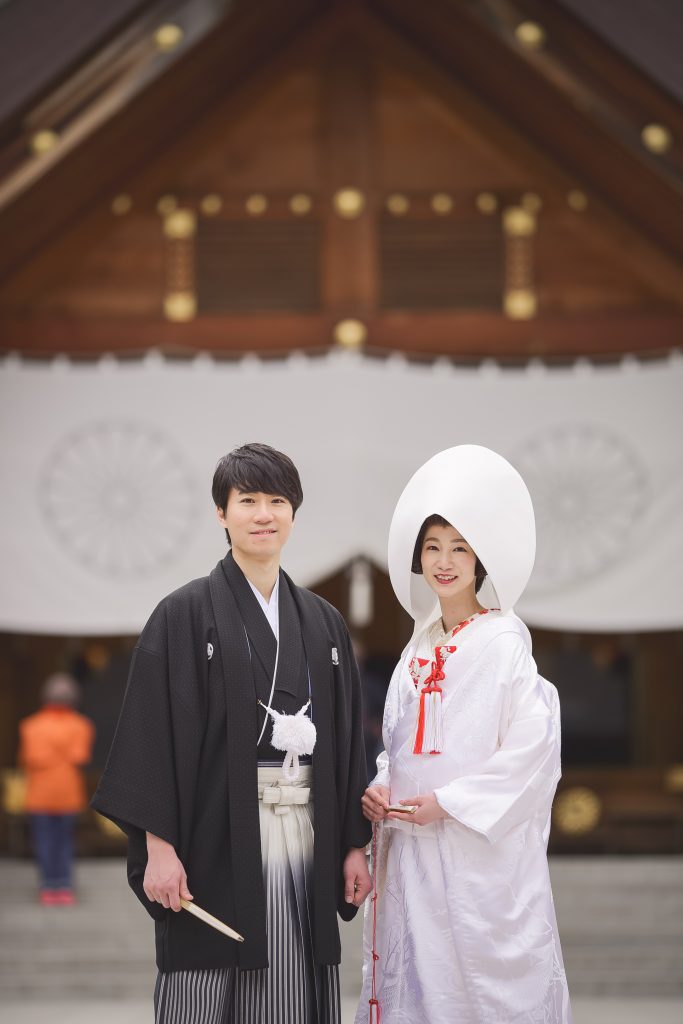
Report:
30,814,76,890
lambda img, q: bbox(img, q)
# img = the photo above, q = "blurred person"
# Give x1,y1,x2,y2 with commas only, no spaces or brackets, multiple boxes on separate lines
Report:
357,446,572,1024
92,443,371,1024
18,672,95,906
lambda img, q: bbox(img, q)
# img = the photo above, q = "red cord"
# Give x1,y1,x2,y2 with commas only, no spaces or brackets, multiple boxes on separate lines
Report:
369,823,381,1022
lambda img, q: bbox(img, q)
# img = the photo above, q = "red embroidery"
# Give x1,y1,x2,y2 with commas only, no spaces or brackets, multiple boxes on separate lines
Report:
409,656,430,687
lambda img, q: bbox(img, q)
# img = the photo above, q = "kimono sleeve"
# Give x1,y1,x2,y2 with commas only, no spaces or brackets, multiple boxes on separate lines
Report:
372,749,391,790
370,656,404,790
434,632,561,844
340,625,374,852
90,606,179,920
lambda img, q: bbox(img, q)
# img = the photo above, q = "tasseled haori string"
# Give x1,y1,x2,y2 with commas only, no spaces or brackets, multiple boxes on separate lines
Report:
412,608,493,756
369,822,381,1023
412,644,455,755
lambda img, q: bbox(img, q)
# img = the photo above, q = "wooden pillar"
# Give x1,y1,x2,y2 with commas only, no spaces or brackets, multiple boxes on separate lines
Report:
318,35,379,319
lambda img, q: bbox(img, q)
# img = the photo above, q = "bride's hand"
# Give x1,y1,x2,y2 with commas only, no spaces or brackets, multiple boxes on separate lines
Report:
387,793,447,827
361,784,390,823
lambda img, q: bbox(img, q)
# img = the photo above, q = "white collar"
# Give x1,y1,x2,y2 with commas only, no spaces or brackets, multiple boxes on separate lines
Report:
247,575,280,639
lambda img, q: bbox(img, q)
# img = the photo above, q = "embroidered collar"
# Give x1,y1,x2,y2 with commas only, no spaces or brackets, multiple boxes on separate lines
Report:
409,607,494,689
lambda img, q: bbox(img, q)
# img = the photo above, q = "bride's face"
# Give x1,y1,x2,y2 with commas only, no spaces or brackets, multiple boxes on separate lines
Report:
420,523,478,599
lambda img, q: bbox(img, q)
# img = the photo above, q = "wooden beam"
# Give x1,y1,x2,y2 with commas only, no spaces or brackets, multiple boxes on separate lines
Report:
2,310,680,358
0,314,334,356
366,0,683,303
491,0,683,141
368,310,683,358
0,6,350,309
318,35,379,313
0,0,325,283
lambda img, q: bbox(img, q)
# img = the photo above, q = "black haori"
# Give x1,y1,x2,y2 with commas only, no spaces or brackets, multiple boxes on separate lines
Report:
91,550,371,971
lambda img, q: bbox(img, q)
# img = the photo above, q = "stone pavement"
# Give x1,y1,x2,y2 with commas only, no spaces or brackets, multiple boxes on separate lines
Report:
0,857,681,1022
2,995,683,1024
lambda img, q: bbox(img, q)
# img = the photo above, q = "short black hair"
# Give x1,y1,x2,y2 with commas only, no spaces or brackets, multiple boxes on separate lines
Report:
411,514,487,593
212,443,303,544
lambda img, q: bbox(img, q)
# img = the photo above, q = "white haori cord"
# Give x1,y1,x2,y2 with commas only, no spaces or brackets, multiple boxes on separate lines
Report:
250,623,316,780
258,698,317,781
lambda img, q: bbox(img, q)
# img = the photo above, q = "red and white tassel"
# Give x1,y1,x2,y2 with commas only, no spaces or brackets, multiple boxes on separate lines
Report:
412,644,457,755
413,683,443,754
423,686,443,753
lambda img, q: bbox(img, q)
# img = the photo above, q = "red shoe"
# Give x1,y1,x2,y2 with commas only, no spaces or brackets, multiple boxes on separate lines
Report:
39,890,59,906
54,889,76,905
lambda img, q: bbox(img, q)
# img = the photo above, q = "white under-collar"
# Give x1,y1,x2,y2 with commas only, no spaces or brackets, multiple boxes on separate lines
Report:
247,575,280,640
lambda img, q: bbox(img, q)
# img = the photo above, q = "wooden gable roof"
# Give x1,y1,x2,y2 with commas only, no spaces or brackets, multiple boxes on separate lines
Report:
0,0,681,361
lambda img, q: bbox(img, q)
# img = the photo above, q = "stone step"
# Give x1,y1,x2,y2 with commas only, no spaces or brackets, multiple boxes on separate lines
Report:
1,857,681,1000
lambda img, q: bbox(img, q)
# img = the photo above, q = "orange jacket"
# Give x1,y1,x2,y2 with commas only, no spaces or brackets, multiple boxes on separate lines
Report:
18,706,95,813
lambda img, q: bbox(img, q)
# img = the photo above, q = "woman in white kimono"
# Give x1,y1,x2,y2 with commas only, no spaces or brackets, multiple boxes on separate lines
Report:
356,445,572,1024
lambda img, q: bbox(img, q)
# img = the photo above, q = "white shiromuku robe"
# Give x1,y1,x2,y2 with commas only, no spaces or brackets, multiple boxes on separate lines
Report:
355,609,572,1024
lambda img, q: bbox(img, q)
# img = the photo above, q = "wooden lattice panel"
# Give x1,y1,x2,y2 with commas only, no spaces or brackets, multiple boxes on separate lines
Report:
196,219,321,313
379,213,503,310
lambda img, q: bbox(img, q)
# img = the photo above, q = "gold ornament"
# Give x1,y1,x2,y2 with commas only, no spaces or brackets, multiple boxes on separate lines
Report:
289,193,312,215
164,291,196,322
553,787,602,835
567,189,588,212
154,24,184,52
664,764,683,793
521,192,542,213
476,192,498,215
200,194,223,216
157,194,178,216
515,21,546,50
504,288,537,320
641,123,673,155
30,130,58,155
503,206,536,237
111,194,132,216
1,769,26,814
94,812,126,840
386,194,410,216
431,193,454,215
164,209,196,239
245,194,268,216
333,188,365,219
334,319,367,349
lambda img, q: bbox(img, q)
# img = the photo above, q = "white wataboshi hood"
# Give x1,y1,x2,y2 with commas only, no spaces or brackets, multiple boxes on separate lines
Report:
388,445,537,637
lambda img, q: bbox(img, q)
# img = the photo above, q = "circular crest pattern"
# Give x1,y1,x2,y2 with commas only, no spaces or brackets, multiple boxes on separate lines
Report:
514,424,649,592
41,420,197,577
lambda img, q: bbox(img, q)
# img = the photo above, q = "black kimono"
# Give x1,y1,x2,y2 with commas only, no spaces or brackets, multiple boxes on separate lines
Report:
91,551,371,973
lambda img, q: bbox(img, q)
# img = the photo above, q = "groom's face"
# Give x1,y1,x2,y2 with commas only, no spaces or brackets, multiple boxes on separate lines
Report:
217,489,294,560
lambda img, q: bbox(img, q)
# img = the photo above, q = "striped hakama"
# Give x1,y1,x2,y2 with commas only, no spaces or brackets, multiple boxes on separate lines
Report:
154,766,341,1024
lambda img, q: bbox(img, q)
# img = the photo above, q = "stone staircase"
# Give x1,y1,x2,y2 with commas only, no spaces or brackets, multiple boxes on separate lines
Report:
0,859,156,998
0,857,681,999
550,858,683,997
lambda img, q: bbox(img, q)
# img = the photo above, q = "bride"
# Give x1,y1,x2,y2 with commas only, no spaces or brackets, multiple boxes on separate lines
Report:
356,445,572,1024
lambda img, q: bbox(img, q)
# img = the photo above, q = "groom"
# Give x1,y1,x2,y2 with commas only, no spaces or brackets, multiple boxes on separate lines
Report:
92,442,372,1021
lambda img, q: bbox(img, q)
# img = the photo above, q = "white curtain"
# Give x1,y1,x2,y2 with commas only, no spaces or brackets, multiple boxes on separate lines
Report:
1,350,681,634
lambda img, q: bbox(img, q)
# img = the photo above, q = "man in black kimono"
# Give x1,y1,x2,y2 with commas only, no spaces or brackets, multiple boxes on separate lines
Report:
92,443,372,1023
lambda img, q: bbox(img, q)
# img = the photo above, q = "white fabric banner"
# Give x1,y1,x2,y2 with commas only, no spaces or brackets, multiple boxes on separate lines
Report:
1,350,681,634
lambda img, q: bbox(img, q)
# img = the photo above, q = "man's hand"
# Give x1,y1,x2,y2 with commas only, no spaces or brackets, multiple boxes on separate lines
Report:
144,832,193,912
361,784,390,823
343,847,372,907
387,793,448,827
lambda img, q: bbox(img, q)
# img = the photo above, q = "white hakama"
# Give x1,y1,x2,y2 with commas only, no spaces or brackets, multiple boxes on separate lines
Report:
155,765,340,1024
